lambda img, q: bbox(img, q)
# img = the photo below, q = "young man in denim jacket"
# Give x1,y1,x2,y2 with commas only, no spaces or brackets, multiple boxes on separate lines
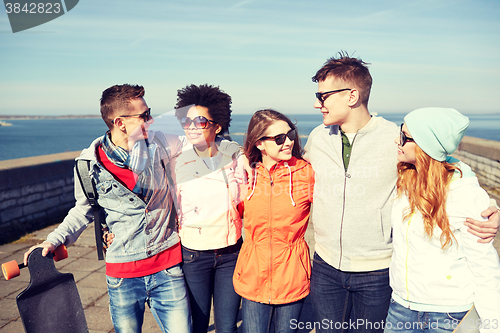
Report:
24,84,191,333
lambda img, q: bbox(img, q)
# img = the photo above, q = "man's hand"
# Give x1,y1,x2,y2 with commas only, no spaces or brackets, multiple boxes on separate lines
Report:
23,241,56,265
465,206,500,243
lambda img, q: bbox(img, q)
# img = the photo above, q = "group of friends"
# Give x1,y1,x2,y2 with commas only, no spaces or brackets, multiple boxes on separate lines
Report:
25,53,500,333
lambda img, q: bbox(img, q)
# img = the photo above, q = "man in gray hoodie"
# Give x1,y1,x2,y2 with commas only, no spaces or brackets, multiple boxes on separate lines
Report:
304,52,499,333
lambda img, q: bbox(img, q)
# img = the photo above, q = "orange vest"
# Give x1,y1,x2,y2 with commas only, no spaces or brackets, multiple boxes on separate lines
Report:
233,157,314,304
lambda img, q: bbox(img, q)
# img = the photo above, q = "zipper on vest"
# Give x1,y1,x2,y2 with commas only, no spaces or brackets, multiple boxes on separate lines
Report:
405,214,414,307
338,132,357,269
338,175,347,268
269,167,275,303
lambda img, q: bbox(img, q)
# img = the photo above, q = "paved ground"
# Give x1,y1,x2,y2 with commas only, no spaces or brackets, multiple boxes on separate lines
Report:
0,223,317,333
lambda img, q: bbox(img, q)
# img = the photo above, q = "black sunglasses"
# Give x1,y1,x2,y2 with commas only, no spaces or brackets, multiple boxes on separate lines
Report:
400,123,415,146
180,116,217,130
113,108,152,124
260,129,297,145
315,89,351,105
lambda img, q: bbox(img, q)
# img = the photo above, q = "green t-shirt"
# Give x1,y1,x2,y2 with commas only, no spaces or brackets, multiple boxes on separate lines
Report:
340,129,355,171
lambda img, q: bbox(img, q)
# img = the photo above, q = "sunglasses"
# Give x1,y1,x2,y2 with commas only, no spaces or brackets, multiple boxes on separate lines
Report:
260,129,297,145
400,123,415,146
315,88,351,106
180,116,217,130
112,108,151,124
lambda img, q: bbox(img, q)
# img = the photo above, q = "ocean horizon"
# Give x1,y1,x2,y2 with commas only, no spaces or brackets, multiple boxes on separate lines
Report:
1,113,499,161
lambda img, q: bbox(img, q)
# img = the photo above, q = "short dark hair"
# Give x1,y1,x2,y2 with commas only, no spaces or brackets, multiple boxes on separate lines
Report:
175,84,232,135
312,51,372,106
100,84,145,129
244,109,303,167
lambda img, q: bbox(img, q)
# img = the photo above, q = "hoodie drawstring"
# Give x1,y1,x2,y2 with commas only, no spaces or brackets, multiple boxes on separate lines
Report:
284,162,296,207
246,168,257,200
246,163,296,207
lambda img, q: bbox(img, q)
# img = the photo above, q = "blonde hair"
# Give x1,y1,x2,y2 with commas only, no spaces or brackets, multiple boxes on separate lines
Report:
396,145,462,249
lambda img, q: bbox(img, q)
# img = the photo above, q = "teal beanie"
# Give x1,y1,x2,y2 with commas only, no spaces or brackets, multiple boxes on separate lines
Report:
404,107,469,162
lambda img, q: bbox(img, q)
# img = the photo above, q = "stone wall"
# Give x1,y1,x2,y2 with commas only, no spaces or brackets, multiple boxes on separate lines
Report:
453,136,500,204
0,135,499,245
0,152,80,244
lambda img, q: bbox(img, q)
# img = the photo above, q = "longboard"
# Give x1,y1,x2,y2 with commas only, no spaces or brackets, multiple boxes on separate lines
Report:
3,247,88,333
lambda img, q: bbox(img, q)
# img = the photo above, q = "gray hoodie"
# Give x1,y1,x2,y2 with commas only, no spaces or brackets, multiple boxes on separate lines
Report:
304,116,399,272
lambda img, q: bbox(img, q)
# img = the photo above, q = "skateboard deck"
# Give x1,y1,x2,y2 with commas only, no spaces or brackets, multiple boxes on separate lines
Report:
16,247,88,333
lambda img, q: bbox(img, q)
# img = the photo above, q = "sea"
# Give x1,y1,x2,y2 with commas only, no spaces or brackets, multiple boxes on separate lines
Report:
1,113,499,161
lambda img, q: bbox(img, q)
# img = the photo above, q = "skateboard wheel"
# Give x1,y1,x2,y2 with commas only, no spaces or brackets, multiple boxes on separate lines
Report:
52,245,68,262
2,260,20,280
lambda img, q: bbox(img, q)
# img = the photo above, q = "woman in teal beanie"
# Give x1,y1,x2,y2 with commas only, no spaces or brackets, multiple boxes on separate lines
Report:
385,107,500,332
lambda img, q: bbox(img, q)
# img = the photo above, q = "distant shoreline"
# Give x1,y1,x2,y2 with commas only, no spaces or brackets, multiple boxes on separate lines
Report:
0,115,100,120
1,112,499,121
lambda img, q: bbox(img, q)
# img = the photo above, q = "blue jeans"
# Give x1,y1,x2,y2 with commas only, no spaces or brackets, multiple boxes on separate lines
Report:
106,264,191,333
384,298,467,332
241,297,305,333
310,252,392,333
182,242,241,333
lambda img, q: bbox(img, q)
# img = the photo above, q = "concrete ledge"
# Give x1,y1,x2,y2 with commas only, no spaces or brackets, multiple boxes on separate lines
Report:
0,151,80,244
0,152,80,191
454,136,500,204
0,151,80,171
1,135,499,246
458,136,500,162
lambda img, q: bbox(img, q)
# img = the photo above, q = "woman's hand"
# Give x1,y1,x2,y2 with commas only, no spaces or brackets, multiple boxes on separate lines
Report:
103,229,115,249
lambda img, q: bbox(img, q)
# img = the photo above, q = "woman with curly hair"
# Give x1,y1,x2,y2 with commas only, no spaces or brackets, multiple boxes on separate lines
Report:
385,108,500,332
173,84,245,333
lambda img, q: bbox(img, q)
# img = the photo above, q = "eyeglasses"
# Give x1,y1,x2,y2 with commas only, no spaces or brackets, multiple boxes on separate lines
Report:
315,89,351,106
112,108,152,123
260,129,297,145
180,116,217,129
400,123,415,146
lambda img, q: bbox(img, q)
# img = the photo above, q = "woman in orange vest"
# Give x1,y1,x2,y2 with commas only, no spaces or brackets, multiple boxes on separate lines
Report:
233,109,314,333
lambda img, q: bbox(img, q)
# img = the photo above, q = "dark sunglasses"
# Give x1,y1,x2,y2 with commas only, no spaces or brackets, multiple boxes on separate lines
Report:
260,129,297,145
112,108,151,123
315,88,351,105
400,123,415,146
180,116,217,130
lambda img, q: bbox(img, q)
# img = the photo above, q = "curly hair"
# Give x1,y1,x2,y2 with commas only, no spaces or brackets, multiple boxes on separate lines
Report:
100,84,145,129
312,51,372,106
175,84,232,135
396,144,462,250
244,109,303,167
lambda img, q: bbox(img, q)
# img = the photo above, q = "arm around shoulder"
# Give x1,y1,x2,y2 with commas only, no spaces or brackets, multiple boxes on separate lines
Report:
456,187,500,323
465,199,500,243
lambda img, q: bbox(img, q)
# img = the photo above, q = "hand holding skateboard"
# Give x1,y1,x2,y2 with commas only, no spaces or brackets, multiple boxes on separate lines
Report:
2,243,68,280
3,244,88,332
24,241,57,265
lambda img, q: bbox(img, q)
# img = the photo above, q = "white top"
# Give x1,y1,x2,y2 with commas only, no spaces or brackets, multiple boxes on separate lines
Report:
390,165,500,331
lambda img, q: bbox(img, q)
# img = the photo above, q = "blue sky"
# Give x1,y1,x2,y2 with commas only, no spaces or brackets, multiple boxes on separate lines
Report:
1,0,499,116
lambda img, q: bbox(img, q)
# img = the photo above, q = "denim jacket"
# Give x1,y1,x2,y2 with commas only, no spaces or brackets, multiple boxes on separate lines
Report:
46,131,185,263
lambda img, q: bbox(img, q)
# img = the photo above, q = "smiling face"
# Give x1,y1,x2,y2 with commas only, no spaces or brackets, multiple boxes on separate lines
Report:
395,123,417,164
123,98,153,139
314,76,352,127
183,105,221,148
256,120,294,169
110,97,154,150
